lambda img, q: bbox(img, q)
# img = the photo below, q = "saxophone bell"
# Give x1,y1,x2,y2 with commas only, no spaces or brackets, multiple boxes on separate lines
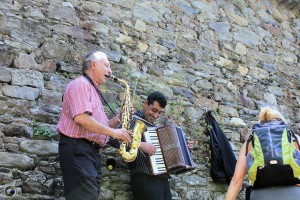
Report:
120,119,147,162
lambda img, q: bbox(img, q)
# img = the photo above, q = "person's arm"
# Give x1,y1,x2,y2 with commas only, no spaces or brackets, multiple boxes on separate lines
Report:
225,142,247,200
109,114,121,128
74,113,132,142
139,142,156,156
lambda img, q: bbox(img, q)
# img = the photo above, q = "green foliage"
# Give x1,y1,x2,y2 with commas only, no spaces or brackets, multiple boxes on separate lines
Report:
160,96,185,125
214,107,224,124
109,102,119,114
131,92,143,111
233,0,245,5
155,95,225,164
31,120,54,139
160,96,205,139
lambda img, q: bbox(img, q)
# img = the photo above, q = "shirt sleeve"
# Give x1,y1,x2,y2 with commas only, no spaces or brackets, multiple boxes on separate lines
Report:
65,81,93,119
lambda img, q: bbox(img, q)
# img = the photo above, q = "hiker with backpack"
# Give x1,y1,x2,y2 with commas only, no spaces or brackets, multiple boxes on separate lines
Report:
226,107,300,200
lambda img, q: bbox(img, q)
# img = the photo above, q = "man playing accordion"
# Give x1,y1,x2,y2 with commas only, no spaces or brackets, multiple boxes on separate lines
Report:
128,91,194,200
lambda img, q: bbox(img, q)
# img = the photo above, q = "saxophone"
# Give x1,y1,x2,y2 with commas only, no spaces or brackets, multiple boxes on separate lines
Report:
106,75,147,162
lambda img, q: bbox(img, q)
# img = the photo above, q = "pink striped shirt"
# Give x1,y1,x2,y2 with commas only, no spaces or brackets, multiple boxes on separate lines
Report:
57,75,109,147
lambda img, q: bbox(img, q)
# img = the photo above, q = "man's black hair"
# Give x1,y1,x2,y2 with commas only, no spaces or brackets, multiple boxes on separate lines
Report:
147,91,167,108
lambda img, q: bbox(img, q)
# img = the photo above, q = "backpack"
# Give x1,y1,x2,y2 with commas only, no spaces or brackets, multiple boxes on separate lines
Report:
205,111,237,184
246,120,300,188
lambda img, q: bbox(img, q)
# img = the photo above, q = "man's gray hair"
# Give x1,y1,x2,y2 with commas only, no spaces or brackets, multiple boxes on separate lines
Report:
82,51,108,74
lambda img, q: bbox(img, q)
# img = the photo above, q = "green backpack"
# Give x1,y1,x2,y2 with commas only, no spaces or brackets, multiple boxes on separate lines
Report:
246,120,300,188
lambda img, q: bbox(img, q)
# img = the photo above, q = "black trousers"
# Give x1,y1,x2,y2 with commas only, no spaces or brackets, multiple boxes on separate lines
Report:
250,186,300,200
131,173,172,200
59,134,102,200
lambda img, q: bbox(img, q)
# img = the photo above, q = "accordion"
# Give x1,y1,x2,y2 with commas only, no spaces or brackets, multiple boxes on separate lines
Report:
143,124,196,175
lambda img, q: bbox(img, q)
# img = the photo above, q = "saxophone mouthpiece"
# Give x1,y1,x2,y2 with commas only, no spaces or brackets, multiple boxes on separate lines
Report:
105,74,118,81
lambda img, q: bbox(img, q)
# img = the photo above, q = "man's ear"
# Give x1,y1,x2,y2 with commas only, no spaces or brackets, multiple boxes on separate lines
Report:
90,60,96,70
143,100,148,107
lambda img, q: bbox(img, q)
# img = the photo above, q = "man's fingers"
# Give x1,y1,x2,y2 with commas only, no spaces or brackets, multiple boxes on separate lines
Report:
115,129,130,142
123,130,132,142
123,133,131,142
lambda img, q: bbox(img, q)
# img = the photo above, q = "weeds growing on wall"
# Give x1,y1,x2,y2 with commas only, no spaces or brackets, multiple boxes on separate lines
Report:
31,120,54,139
107,102,119,115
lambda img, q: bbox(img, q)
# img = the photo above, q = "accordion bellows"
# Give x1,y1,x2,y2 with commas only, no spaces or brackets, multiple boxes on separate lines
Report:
144,124,196,175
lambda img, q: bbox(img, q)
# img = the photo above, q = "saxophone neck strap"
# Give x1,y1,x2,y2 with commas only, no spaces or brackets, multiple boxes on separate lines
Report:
83,73,116,116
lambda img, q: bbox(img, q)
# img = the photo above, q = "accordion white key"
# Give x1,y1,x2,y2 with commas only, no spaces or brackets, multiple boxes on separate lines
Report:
143,124,196,175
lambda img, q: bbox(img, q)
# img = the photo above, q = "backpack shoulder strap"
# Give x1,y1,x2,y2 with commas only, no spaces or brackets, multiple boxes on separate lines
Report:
285,125,300,150
291,130,300,150
245,134,254,156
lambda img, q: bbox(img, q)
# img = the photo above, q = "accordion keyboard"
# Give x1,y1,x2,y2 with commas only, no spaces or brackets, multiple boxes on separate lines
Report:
144,127,167,175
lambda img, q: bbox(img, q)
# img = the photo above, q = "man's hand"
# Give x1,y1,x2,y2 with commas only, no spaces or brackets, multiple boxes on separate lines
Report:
113,129,132,143
140,142,156,156
187,140,194,151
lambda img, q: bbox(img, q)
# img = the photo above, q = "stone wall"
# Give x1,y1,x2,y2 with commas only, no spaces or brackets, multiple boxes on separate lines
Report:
0,0,299,199
277,0,300,12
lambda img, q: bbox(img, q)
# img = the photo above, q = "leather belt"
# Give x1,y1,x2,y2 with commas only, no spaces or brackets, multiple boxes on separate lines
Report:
59,133,101,151
81,138,101,151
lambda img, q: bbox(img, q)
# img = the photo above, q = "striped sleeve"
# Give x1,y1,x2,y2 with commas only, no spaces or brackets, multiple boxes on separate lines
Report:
66,81,92,118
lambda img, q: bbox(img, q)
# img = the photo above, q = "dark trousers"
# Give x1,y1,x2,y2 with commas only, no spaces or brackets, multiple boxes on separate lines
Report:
131,173,172,200
250,186,300,200
59,134,102,200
